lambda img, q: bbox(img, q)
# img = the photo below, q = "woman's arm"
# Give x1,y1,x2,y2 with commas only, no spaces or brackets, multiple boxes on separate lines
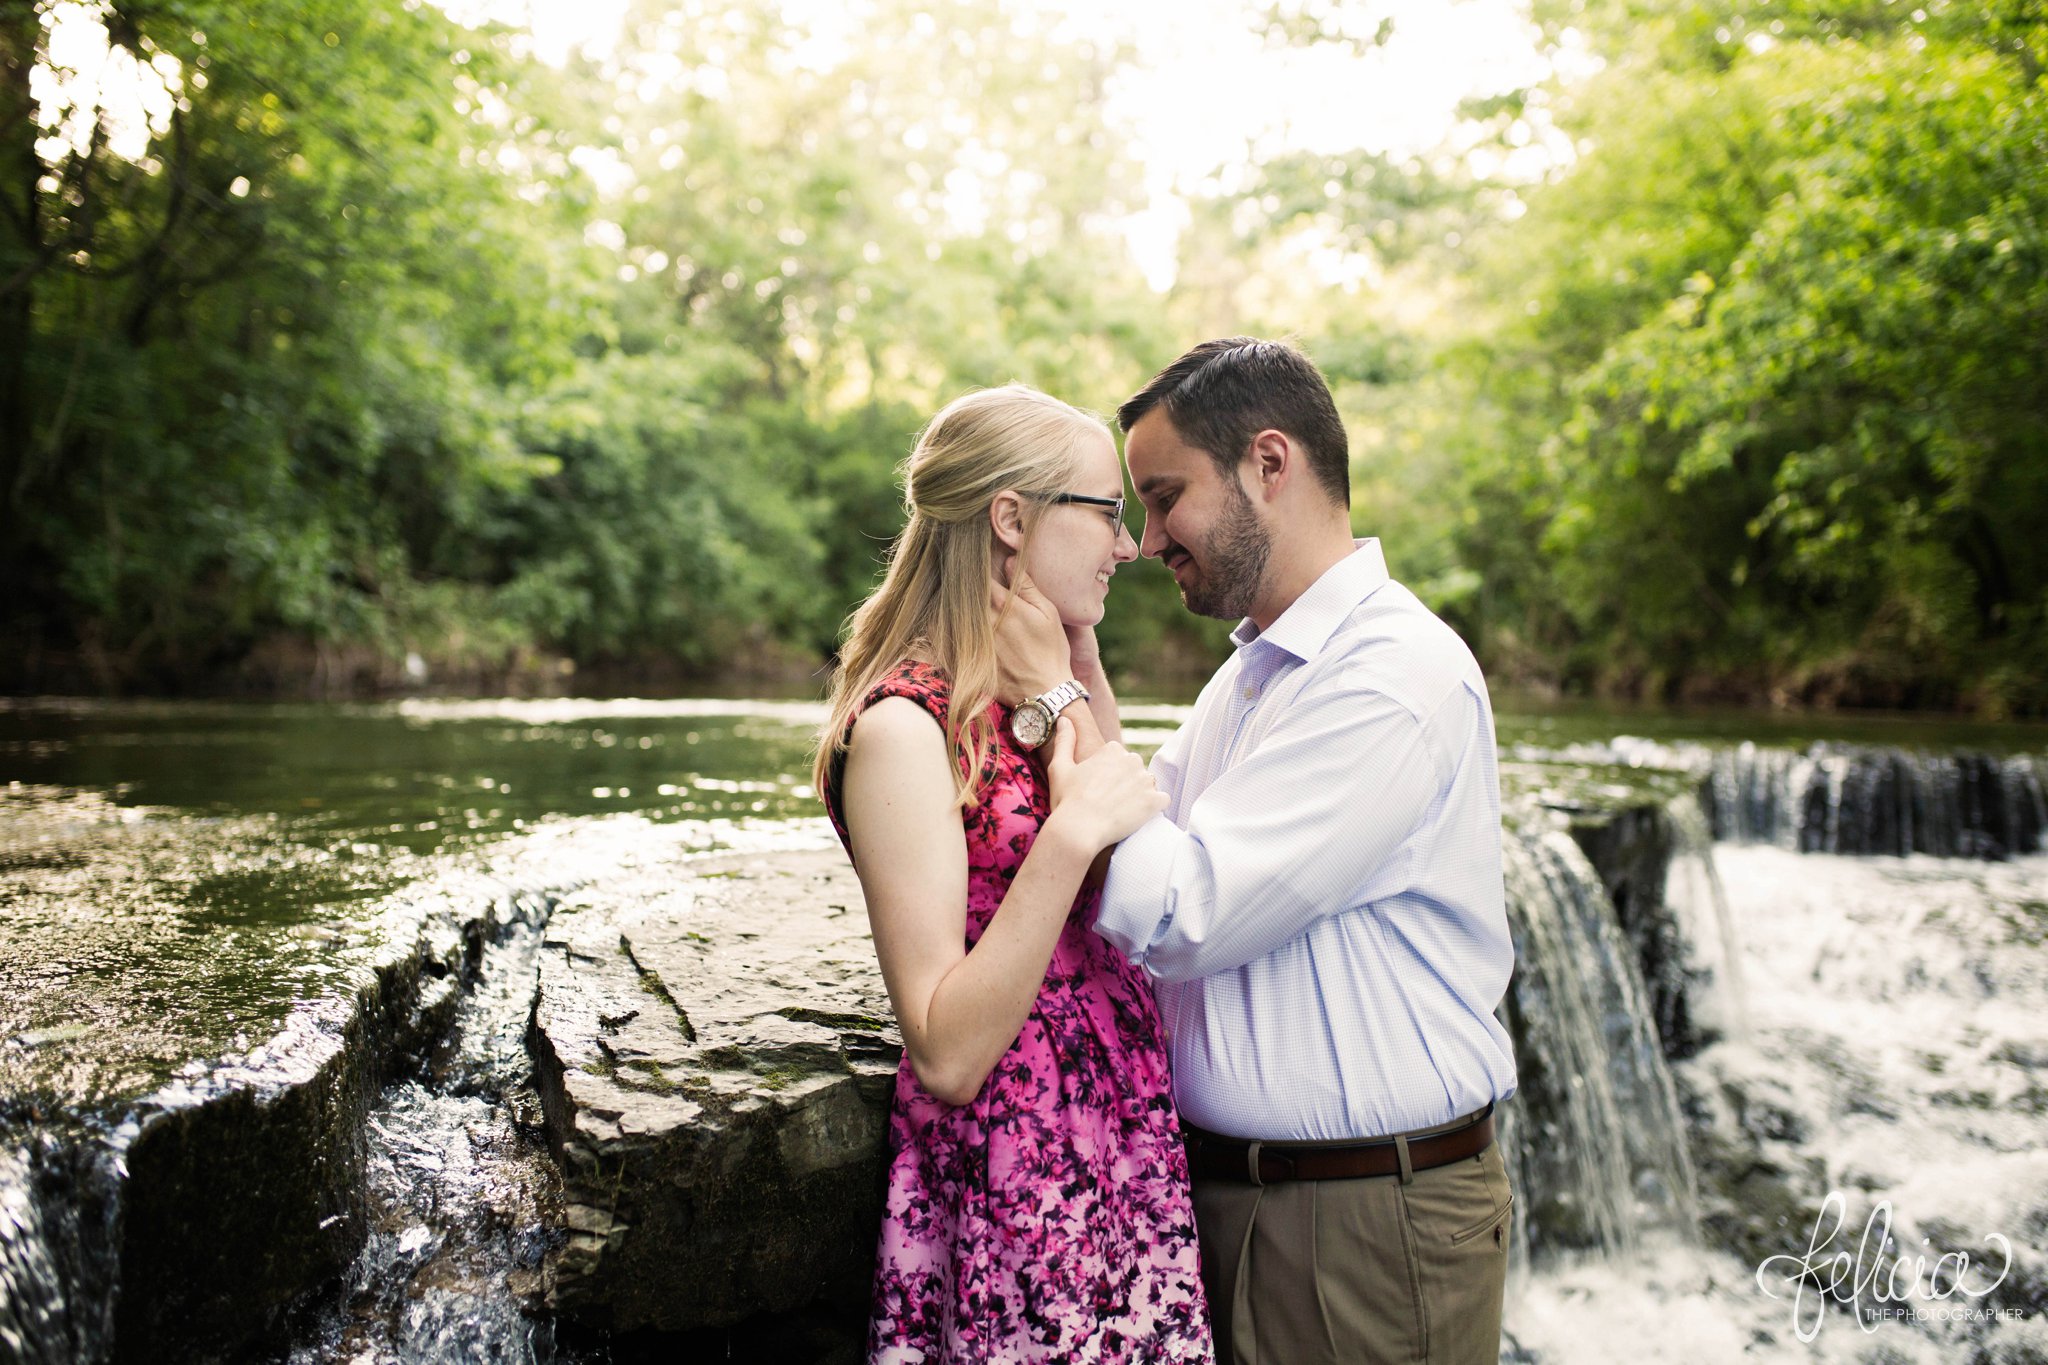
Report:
843,698,1160,1106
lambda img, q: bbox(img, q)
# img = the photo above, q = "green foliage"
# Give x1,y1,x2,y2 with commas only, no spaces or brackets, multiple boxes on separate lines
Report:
491,347,825,666
3,0,584,684
1,0,1182,693
7,0,2042,714
1502,12,2048,712
1286,0,2048,714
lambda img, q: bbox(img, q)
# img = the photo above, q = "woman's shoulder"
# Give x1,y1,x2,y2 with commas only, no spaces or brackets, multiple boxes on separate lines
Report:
858,657,952,715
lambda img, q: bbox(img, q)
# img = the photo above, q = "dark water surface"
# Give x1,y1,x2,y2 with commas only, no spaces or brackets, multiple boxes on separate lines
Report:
0,697,827,852
3,694,2040,1119
1487,692,2048,754
6,694,2044,840
0,700,825,1121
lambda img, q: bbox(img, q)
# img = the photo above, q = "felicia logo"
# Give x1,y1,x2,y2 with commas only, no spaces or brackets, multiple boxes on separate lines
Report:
1755,1191,2017,1342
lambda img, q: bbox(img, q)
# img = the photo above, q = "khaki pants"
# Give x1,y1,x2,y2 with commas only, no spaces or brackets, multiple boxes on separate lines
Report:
1192,1134,1512,1365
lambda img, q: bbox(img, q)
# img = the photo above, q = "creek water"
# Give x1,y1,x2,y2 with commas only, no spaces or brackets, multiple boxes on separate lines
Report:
3,696,2045,1363
1507,844,2048,1363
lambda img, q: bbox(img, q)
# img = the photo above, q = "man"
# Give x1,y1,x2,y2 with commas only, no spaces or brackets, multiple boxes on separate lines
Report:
997,336,1518,1365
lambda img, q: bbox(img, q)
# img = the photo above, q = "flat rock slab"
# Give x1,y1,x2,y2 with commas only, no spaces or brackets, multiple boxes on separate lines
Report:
528,846,899,1333
0,786,558,1364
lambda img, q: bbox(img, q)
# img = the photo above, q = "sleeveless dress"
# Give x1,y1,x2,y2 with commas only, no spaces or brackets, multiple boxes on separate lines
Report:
824,660,1213,1365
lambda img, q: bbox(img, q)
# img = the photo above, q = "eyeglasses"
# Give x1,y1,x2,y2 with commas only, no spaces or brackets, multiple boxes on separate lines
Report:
1039,492,1126,527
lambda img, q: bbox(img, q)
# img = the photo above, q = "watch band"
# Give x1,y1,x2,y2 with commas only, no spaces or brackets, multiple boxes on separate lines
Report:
1034,679,1090,723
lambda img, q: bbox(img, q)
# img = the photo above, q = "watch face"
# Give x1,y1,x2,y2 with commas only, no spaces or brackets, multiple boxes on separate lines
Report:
1011,701,1050,748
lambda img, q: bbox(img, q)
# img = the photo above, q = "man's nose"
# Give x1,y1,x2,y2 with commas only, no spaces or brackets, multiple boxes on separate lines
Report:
1139,517,1167,560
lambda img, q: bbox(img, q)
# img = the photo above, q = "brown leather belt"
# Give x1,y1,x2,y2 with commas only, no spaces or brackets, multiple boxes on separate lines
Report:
1184,1105,1495,1185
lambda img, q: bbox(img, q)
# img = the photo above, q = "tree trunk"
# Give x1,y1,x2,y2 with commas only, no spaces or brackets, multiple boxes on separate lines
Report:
0,0,42,522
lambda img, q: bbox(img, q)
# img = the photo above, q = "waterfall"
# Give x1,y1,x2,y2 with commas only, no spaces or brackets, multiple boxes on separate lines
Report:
1661,794,1747,1046
1497,822,1700,1259
0,1131,121,1365
1520,737,2048,860
1702,743,2047,858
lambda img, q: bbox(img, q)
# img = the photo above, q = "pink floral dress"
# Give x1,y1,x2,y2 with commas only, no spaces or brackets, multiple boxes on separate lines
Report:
825,660,1213,1365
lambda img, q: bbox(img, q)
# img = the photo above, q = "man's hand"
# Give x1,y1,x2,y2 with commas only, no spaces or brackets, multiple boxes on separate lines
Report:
990,561,1071,702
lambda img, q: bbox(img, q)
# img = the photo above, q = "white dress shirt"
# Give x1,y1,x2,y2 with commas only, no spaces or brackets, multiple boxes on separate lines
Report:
1096,539,1518,1141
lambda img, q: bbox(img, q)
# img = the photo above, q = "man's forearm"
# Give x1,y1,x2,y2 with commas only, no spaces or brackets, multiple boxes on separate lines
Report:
1094,688,1443,980
1062,691,1106,762
1073,655,1121,745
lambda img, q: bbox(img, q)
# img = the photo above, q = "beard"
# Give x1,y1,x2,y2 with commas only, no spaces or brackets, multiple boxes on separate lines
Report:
1176,479,1271,621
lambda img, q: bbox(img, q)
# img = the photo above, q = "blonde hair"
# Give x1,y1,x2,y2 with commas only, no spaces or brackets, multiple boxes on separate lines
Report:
814,383,1111,810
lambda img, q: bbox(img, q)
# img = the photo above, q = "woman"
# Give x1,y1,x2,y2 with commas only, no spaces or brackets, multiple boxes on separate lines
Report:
813,384,1214,1364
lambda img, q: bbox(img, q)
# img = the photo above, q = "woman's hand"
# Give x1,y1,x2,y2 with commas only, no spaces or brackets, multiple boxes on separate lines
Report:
1042,716,1165,852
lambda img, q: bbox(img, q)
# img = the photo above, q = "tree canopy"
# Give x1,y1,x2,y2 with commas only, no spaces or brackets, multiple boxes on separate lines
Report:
4,0,2042,713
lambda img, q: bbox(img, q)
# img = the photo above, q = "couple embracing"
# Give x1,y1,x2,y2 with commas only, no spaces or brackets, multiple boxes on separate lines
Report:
812,337,1519,1365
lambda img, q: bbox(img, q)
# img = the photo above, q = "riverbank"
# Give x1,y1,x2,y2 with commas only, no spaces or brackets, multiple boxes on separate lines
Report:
6,632,2043,722
4,768,1701,1359
4,699,2044,1361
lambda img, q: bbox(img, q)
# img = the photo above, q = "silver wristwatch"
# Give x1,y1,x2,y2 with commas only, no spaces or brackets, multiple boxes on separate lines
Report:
1008,680,1091,749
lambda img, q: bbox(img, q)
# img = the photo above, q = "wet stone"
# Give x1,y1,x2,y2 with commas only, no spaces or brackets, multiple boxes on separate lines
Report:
527,847,900,1335
0,786,562,1364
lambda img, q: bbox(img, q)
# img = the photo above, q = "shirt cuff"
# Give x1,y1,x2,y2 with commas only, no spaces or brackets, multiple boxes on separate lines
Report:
1094,811,1182,969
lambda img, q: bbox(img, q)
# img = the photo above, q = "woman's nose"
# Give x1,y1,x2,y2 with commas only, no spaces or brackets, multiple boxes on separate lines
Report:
1114,522,1138,562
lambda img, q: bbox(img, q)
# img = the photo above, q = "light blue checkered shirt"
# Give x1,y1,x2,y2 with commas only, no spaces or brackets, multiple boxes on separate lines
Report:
1096,539,1518,1141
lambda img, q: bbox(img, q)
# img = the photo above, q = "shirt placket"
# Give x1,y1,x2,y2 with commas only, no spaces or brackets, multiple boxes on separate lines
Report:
1218,645,1284,772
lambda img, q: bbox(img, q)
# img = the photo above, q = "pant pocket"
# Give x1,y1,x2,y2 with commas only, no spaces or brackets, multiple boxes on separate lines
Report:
1447,1191,1512,1246
1442,1147,1513,1246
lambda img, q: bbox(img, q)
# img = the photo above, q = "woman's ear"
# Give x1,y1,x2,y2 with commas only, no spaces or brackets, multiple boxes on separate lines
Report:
989,490,1026,552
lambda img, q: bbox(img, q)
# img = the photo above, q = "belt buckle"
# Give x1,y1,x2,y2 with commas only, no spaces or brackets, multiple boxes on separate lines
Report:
1244,1140,1263,1187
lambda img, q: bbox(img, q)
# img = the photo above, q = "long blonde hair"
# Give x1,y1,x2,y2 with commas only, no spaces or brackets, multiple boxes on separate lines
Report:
814,383,1111,810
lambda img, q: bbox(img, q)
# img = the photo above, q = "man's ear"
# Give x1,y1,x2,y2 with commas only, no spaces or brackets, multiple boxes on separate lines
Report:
989,490,1026,551
1247,429,1291,501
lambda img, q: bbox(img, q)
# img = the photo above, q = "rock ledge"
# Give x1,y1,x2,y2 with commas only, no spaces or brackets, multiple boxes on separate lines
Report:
528,847,899,1333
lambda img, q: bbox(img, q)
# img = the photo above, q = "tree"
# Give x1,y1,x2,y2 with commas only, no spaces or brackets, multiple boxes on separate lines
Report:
1435,0,2048,711
2,0,587,689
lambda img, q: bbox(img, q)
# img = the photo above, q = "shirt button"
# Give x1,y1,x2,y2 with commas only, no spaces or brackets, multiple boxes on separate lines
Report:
1242,687,1255,699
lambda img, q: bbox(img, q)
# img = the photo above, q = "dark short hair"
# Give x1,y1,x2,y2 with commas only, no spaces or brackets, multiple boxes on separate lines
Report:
1116,336,1349,505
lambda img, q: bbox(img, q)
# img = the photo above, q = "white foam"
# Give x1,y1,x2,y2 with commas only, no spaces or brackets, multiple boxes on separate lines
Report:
1510,847,2048,1359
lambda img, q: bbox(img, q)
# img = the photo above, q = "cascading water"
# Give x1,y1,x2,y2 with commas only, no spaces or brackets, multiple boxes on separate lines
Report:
1661,793,1746,1045
0,1133,120,1365
278,910,569,1365
1702,743,2048,858
1539,736,2048,860
1497,820,1701,1258
1508,839,2048,1364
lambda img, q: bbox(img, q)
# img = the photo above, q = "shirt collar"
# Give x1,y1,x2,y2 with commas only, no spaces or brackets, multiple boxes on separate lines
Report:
1229,539,1390,661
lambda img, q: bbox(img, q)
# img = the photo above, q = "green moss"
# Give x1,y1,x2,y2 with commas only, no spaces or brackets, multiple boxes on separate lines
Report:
758,1064,805,1092
619,1058,678,1095
774,1006,892,1033
621,936,696,1041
